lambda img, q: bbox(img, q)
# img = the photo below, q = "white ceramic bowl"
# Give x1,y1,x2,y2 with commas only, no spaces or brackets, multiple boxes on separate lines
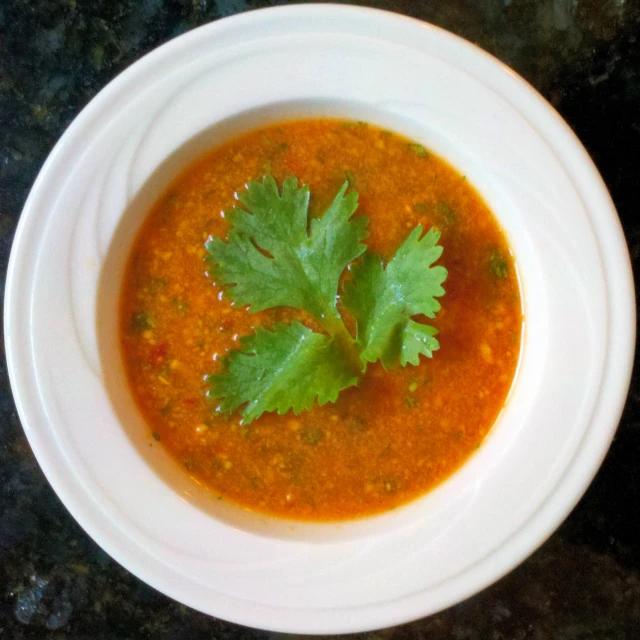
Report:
4,5,635,634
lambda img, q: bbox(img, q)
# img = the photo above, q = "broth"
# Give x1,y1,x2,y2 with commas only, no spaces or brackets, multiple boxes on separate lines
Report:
120,119,522,520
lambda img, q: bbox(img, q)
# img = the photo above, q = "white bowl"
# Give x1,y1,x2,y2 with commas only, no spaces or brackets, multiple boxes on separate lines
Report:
4,5,635,634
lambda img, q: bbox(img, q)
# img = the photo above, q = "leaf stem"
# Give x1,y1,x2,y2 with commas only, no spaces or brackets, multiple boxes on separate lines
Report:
318,312,364,376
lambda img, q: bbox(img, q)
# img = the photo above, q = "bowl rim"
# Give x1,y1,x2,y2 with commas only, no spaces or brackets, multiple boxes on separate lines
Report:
4,4,636,633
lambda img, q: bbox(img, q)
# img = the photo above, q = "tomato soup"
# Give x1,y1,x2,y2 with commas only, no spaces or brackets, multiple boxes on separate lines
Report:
120,119,522,520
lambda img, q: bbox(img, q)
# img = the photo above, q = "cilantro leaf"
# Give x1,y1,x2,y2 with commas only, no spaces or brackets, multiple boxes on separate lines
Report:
206,176,447,422
408,143,429,157
400,320,439,366
342,226,447,368
489,248,508,278
208,321,359,422
206,176,368,321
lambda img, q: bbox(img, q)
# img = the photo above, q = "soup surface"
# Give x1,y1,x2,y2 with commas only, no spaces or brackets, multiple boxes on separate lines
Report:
120,119,522,520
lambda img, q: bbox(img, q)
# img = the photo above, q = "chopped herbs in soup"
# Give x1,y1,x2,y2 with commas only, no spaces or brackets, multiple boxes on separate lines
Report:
120,119,522,520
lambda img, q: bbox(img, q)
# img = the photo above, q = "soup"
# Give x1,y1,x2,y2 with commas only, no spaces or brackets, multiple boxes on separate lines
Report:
120,119,522,521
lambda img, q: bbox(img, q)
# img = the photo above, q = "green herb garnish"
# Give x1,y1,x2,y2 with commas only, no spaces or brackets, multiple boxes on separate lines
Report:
404,395,419,409
436,202,456,226
171,297,188,316
205,175,447,422
342,226,444,368
489,248,509,279
408,143,429,157
301,427,324,445
148,278,167,293
206,322,359,422
131,312,155,332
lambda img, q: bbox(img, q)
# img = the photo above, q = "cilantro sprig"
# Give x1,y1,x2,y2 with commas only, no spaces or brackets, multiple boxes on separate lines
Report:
205,175,447,422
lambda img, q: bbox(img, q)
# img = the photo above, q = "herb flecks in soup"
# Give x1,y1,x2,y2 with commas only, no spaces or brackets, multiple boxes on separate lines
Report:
205,175,447,422
120,119,522,521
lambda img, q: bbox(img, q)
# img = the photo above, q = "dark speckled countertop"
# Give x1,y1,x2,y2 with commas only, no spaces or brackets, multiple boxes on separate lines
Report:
1,1,639,638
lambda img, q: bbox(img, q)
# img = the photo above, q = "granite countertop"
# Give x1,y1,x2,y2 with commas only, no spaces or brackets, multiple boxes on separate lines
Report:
1,1,639,638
